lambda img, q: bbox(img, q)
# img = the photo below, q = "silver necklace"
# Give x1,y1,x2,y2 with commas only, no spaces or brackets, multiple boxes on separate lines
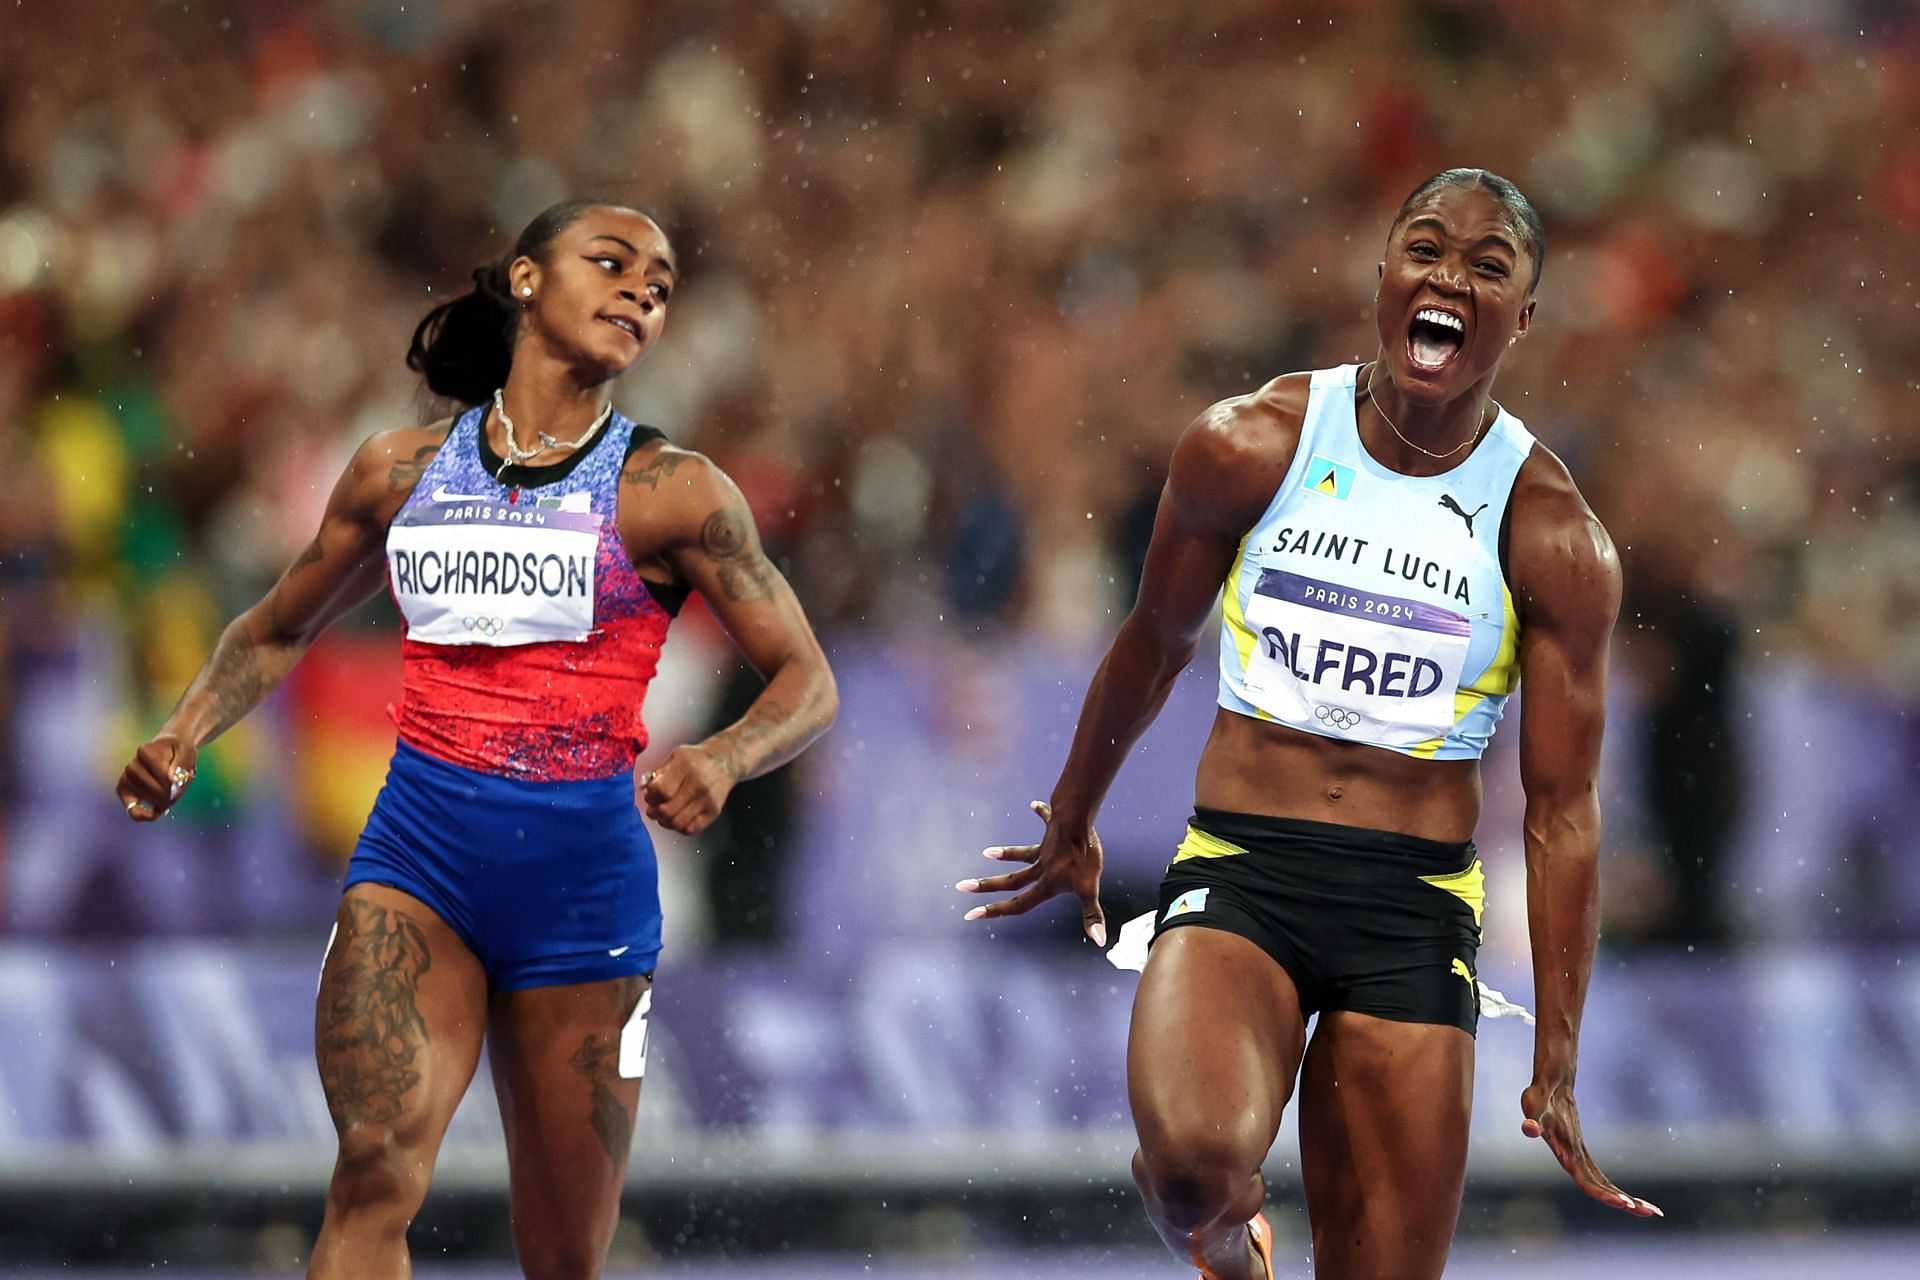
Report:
1363,362,1489,462
491,388,612,480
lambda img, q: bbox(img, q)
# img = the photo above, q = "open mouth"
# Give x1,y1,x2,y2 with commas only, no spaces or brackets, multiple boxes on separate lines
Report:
1407,306,1465,373
600,315,642,341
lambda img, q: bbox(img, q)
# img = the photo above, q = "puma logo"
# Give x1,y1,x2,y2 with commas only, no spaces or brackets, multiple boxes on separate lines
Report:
1439,494,1488,537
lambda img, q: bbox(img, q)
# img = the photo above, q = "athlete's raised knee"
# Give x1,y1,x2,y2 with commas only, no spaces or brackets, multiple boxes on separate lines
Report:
1133,1128,1264,1231
325,1124,431,1226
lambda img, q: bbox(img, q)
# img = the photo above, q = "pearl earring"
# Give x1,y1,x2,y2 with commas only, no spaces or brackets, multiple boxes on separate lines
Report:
521,286,533,298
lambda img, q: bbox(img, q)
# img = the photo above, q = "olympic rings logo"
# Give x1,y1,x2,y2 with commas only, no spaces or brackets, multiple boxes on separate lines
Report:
462,616,506,636
1315,705,1361,731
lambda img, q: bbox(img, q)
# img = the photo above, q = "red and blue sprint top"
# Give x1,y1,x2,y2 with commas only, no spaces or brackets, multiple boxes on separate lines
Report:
383,405,684,782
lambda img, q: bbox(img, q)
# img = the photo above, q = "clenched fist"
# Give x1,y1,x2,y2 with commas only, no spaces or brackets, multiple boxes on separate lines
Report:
116,733,198,822
638,744,735,835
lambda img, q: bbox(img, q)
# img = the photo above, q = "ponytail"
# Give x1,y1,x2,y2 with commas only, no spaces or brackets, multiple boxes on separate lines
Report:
404,198,652,405
405,260,517,406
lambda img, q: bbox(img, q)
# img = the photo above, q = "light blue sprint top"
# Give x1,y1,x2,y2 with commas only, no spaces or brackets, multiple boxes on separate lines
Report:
1217,364,1537,760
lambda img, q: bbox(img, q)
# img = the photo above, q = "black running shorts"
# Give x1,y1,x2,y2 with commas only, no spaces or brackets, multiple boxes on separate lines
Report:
1152,808,1483,1035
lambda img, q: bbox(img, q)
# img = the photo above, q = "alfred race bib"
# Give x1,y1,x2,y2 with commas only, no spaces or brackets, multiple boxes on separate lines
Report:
388,497,601,646
1240,569,1471,749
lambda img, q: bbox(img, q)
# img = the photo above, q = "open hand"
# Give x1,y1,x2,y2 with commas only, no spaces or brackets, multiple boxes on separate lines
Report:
115,733,197,822
1521,1079,1661,1217
639,744,735,835
955,800,1107,946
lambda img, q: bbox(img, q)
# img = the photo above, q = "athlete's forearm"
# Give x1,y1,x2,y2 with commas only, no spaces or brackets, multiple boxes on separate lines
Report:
698,655,837,783
160,610,309,747
1521,794,1602,1083
1049,617,1197,825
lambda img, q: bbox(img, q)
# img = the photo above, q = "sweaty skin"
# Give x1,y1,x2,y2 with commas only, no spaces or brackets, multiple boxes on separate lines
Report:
961,184,1654,1280
115,205,837,1280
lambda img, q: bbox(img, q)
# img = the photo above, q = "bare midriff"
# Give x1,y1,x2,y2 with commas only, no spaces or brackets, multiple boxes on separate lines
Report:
1193,708,1482,842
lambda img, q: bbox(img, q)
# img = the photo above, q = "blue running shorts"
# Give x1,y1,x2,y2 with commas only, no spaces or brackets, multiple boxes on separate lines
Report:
344,739,663,990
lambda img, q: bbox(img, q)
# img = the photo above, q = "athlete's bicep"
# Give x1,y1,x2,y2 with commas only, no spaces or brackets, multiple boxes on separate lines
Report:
1128,404,1287,649
1128,482,1244,648
252,432,436,645
1513,498,1622,808
1515,615,1609,812
660,463,822,677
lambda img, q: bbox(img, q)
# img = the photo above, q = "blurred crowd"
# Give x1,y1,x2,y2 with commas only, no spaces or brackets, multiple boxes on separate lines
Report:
1,0,1916,948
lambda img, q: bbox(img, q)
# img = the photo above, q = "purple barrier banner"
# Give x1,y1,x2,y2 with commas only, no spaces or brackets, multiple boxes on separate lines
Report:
2,940,1919,1189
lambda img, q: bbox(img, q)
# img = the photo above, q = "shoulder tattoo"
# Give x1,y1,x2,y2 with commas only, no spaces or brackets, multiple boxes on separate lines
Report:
622,449,695,491
387,443,440,493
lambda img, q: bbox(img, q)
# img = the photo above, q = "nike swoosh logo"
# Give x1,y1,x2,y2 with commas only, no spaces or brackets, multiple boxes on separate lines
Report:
431,485,495,502
608,945,631,957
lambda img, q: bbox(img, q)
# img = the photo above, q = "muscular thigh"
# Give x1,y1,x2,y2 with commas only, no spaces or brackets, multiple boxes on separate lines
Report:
1129,927,1308,1159
315,883,488,1138
488,975,651,1245
1297,1012,1473,1280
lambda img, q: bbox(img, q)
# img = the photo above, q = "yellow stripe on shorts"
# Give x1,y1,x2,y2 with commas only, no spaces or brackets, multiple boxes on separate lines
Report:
1417,858,1485,926
1171,826,1249,864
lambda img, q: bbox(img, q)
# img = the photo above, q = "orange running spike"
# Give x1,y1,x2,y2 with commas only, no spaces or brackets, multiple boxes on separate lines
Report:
1194,1212,1274,1280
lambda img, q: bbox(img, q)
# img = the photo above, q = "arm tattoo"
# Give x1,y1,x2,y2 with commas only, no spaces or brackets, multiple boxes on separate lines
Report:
709,698,787,780
204,637,267,737
315,899,432,1129
287,536,325,575
621,450,693,491
699,505,778,603
387,444,440,493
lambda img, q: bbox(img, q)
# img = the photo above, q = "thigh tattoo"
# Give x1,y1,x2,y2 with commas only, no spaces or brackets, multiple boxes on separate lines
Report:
316,899,433,1128
568,978,646,1169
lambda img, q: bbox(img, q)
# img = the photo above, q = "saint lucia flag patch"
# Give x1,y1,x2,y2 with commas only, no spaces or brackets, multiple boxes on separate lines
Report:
1163,887,1210,921
1303,453,1355,501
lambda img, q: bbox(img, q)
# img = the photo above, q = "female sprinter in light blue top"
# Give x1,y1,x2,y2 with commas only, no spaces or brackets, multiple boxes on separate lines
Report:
960,169,1658,1280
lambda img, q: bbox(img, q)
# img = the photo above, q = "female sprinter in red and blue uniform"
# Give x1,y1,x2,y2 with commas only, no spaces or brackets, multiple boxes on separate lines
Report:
116,200,837,1279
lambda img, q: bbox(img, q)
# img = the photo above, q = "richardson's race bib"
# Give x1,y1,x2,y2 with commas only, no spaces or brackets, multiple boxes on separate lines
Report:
388,497,600,646
1240,569,1471,749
